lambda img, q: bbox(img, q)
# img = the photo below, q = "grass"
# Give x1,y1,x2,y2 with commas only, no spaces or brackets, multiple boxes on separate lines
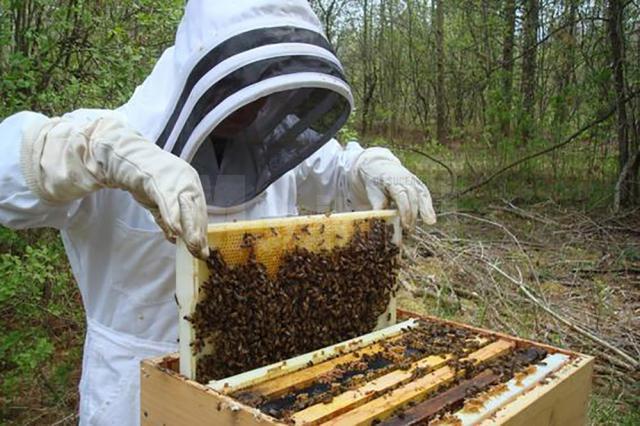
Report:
389,136,619,210
590,393,640,425
0,137,637,424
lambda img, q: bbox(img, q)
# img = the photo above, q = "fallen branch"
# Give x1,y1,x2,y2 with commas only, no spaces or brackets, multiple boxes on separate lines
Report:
439,210,640,370
572,267,640,275
488,261,640,370
455,90,640,197
490,200,563,227
403,147,457,196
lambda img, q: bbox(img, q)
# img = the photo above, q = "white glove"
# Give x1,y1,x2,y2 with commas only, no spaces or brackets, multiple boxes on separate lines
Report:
21,115,210,259
349,147,436,230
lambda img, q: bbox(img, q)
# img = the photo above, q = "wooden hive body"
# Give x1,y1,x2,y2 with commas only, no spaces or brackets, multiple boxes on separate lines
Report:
176,210,401,381
141,311,593,425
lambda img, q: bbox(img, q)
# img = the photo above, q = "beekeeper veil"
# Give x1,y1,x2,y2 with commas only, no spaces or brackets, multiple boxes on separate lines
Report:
118,0,353,209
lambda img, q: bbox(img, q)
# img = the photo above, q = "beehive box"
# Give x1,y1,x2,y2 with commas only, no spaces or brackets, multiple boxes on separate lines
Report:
145,210,593,425
141,310,593,425
176,210,401,381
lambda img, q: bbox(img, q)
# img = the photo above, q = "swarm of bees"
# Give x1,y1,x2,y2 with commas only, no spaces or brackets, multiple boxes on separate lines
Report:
187,218,400,383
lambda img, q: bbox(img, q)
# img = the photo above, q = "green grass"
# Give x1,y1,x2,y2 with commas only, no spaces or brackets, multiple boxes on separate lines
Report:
590,392,640,426
387,136,619,211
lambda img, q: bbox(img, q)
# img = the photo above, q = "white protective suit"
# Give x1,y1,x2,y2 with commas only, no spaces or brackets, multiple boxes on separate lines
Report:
0,1,435,425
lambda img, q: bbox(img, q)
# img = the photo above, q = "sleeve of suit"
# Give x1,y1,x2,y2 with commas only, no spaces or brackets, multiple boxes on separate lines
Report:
0,111,81,230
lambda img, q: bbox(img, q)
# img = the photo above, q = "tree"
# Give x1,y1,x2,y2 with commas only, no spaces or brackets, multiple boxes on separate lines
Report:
501,0,517,137
308,0,353,52
435,0,448,144
608,0,633,206
521,0,539,142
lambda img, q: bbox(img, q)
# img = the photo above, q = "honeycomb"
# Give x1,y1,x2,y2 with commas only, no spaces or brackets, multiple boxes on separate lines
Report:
205,210,398,277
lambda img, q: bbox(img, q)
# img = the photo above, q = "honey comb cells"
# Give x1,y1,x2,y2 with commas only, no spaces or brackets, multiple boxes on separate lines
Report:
187,218,399,383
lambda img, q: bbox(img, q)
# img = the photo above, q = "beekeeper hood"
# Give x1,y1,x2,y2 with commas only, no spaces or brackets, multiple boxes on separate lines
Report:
118,0,353,209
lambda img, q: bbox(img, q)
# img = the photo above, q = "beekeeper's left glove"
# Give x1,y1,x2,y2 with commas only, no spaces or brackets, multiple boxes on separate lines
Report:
21,115,210,259
349,147,436,231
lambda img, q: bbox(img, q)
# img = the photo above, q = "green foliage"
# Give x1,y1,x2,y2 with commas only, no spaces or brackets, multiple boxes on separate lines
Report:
311,0,640,207
337,112,361,143
0,0,184,116
0,227,27,253
0,231,84,422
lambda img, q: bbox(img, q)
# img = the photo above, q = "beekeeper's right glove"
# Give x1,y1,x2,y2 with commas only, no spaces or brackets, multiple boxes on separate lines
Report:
21,115,210,260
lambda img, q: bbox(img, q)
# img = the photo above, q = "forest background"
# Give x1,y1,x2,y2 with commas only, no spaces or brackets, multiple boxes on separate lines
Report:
0,0,638,424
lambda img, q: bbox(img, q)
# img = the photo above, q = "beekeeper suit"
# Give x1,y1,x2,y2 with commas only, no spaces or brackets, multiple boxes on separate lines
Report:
0,1,435,424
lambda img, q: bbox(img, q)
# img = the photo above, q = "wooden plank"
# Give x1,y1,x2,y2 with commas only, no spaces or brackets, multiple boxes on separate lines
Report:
451,353,570,425
142,310,592,426
291,339,512,425
246,336,404,399
205,210,397,236
178,210,401,380
209,319,417,394
140,358,283,426
379,370,499,426
176,238,199,381
290,354,452,425
318,339,516,426
234,334,486,399
479,355,594,426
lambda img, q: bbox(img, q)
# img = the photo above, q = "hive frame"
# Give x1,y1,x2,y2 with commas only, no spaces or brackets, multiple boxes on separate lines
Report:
176,210,401,380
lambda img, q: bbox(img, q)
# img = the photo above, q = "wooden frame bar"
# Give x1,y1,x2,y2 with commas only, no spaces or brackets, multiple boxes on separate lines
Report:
209,318,417,394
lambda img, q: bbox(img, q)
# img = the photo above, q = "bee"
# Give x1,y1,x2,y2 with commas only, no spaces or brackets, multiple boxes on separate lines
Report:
240,232,256,248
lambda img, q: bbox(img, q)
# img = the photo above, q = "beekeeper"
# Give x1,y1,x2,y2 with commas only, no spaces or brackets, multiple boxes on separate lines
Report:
0,1,435,424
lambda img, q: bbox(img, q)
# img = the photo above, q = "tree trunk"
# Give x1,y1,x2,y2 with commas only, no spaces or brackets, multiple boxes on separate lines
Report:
435,0,448,144
608,0,632,207
552,0,577,141
360,0,374,135
501,0,517,137
521,0,539,142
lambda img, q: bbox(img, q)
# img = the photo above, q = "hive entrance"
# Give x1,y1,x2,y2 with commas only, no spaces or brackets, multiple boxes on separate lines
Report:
177,210,401,382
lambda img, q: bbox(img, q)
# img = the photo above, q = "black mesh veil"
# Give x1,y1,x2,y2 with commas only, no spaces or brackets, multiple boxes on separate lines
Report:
190,87,350,207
